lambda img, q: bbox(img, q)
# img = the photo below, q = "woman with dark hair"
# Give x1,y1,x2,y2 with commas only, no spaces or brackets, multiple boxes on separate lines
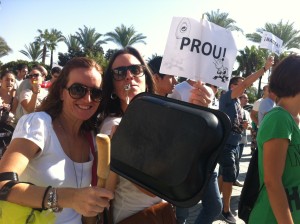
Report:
0,57,113,224
0,70,17,157
100,46,216,223
249,54,300,223
100,46,155,120
99,46,167,223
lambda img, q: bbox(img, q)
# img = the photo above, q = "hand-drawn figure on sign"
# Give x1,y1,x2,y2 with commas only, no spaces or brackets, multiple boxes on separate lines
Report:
213,58,229,83
176,17,191,39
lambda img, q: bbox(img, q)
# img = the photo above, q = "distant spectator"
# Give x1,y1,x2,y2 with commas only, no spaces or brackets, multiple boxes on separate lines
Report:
14,64,28,89
148,56,177,96
258,89,276,125
42,66,62,88
250,84,269,154
251,85,269,127
15,66,48,119
0,70,18,156
50,66,62,83
234,93,252,187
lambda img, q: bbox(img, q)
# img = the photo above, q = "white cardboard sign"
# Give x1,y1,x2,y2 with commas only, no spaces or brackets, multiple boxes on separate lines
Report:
260,31,283,56
160,17,238,89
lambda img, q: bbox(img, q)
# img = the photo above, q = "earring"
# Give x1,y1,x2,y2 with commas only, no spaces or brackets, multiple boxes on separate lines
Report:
111,93,118,100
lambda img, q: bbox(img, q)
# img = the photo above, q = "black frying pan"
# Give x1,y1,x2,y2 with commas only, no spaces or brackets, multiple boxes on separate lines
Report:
110,93,231,207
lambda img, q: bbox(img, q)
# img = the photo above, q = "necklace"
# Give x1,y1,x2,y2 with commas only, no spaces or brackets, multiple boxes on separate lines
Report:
56,117,83,188
72,159,83,188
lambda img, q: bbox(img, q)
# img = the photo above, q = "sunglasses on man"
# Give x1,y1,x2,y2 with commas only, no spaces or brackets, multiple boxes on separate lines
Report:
112,64,145,81
65,83,103,102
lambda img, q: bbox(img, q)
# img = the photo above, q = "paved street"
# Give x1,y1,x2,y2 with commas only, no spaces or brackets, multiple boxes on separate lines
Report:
212,143,251,224
183,140,252,224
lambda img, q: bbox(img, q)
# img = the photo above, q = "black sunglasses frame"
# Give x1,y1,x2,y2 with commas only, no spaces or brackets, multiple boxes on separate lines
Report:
112,64,145,81
65,83,102,102
28,73,41,79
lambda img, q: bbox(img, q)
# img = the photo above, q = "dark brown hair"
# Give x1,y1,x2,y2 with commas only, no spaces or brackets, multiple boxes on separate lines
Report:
99,46,155,120
0,70,15,80
229,76,244,90
269,54,300,98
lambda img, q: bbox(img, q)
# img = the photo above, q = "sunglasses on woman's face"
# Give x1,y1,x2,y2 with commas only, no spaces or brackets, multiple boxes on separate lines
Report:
65,83,102,102
112,64,145,81
28,73,41,79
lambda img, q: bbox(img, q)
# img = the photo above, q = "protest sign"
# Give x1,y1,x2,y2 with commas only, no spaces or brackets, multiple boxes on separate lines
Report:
259,31,283,55
160,17,238,89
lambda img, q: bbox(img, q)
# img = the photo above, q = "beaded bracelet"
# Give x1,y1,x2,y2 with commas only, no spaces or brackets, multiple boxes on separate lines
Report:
52,188,63,213
47,187,63,213
42,186,52,210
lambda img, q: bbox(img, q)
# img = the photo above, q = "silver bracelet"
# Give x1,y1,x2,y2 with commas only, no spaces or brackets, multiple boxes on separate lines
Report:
47,187,63,213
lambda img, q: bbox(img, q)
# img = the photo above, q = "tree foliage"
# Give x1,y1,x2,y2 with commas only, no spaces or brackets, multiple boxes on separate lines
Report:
0,36,12,58
35,29,51,64
35,28,64,66
235,46,267,77
48,29,65,68
104,49,118,61
235,46,269,97
147,53,161,62
204,9,243,33
105,24,147,48
19,42,44,62
0,60,49,76
75,25,107,54
58,26,107,66
64,35,81,53
246,20,300,51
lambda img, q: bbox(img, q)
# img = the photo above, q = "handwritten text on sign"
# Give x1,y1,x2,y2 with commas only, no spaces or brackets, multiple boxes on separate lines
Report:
160,17,237,89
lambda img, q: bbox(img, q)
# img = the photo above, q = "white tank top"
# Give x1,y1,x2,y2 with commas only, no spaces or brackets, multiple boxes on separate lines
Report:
113,176,162,223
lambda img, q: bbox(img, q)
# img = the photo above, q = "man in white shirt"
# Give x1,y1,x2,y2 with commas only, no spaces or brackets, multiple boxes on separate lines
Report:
258,90,276,125
250,85,269,154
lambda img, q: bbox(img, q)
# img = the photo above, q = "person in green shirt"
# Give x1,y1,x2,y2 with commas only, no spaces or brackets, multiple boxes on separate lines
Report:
249,54,300,224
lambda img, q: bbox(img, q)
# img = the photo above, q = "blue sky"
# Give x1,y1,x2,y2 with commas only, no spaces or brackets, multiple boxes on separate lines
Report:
1,0,300,65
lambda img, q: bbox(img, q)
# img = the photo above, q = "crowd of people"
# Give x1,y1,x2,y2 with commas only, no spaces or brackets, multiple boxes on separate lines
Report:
0,47,299,224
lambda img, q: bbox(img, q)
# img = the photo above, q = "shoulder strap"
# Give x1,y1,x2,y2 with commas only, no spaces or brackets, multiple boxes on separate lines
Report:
0,172,18,182
0,180,19,200
0,180,33,201
9,96,14,109
86,132,97,186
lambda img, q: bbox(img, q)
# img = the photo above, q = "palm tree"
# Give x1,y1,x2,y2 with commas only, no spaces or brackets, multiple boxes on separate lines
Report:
104,49,118,61
35,29,52,64
235,46,268,97
0,36,12,58
204,9,243,33
19,42,44,62
105,24,147,48
235,46,266,76
64,35,81,53
48,29,65,68
75,25,107,54
147,53,160,62
246,20,300,52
